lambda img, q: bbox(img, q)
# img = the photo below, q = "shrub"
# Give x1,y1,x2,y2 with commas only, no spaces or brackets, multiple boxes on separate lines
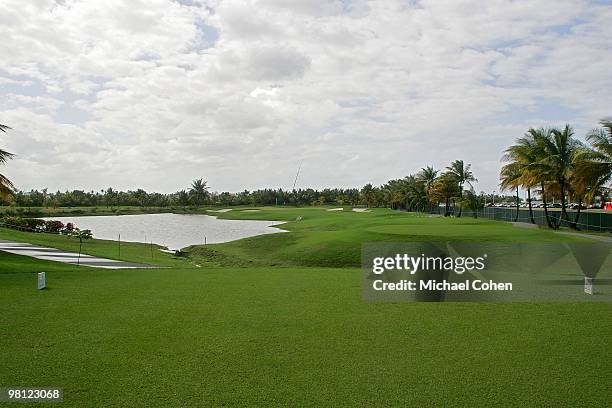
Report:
25,218,46,231
0,216,29,230
1,216,77,234
44,220,65,233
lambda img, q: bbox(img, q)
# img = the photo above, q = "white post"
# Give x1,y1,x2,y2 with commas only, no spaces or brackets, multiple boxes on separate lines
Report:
38,272,46,290
584,277,593,295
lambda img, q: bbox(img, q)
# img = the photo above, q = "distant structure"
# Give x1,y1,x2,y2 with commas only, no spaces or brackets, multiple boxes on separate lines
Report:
292,160,303,191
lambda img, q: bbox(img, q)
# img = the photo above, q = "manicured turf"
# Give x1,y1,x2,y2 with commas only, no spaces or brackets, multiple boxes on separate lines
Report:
0,227,191,268
188,207,585,267
0,208,610,407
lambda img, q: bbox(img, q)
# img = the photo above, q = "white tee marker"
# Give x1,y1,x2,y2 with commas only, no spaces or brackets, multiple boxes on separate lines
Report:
584,277,593,295
37,272,46,290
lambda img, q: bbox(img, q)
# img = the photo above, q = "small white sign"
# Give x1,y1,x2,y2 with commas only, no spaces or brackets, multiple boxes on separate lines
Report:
37,272,46,290
584,277,593,295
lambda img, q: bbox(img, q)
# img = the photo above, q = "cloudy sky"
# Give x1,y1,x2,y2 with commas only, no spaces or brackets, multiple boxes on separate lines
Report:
1,0,611,194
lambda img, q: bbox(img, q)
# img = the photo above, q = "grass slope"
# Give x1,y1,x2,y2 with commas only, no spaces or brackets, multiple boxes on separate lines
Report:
188,208,584,267
0,207,610,407
0,227,192,268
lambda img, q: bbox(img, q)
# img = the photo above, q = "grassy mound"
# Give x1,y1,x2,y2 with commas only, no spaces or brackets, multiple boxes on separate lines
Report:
187,208,582,268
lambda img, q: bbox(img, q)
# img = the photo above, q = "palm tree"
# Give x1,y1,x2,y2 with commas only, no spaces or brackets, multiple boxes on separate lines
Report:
578,118,612,192
527,128,559,229
176,190,190,209
499,162,521,222
360,184,376,208
445,160,477,217
536,125,583,225
502,132,542,224
416,166,438,211
381,179,407,210
570,118,612,228
417,166,438,191
189,178,210,207
0,124,15,201
404,175,429,212
428,173,460,217
461,190,485,218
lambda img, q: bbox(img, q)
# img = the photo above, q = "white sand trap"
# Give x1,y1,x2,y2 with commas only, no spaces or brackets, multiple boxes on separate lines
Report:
327,208,344,212
0,240,156,269
242,209,261,212
207,209,232,213
352,208,370,213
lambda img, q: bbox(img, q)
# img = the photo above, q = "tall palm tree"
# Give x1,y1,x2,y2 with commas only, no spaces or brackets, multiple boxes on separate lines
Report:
570,118,612,228
527,128,559,228
381,179,407,210
404,175,429,212
189,178,210,207
416,166,438,192
500,162,521,222
537,125,582,224
578,118,612,190
503,130,544,224
416,166,438,212
360,183,376,208
428,173,460,217
445,160,477,217
0,124,15,201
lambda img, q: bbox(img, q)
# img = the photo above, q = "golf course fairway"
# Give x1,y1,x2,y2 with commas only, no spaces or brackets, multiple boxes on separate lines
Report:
1,208,610,407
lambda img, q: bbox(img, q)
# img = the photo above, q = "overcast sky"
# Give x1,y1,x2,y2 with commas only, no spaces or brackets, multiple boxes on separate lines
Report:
1,0,611,195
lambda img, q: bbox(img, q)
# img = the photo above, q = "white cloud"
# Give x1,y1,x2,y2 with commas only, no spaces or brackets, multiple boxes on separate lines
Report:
0,0,611,194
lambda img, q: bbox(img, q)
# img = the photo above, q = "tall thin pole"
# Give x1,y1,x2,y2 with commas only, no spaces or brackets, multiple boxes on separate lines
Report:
118,233,121,259
292,160,303,191
78,238,82,266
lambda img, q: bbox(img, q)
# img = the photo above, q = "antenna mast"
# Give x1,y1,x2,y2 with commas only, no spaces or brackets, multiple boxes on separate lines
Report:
292,161,303,191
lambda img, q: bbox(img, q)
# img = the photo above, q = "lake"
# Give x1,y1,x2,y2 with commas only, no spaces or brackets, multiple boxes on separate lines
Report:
44,213,286,250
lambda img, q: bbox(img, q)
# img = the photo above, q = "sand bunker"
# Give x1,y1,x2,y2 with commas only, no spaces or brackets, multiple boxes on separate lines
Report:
207,209,232,213
326,208,344,212
242,209,261,212
352,208,370,213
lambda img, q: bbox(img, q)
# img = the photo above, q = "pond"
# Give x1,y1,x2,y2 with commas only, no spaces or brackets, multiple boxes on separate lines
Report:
44,213,286,250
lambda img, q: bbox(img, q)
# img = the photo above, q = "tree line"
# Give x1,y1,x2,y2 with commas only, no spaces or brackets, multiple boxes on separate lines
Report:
1,119,610,226
0,163,483,214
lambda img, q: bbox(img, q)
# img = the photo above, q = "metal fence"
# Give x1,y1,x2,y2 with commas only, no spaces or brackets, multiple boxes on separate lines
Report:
429,206,612,232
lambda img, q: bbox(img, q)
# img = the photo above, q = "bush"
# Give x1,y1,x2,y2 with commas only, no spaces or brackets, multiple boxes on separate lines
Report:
0,216,30,231
25,218,46,231
0,216,75,234
44,220,65,233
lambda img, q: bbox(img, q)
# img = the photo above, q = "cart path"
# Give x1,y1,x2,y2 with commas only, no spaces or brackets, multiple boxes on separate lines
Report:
0,240,158,269
555,231,612,243
511,222,612,243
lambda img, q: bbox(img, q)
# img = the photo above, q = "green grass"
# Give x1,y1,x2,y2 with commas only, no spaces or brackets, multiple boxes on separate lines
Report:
1,207,610,407
0,227,192,268
187,208,585,267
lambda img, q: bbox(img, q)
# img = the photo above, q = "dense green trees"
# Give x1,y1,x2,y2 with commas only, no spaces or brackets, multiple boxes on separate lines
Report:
0,164,478,213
